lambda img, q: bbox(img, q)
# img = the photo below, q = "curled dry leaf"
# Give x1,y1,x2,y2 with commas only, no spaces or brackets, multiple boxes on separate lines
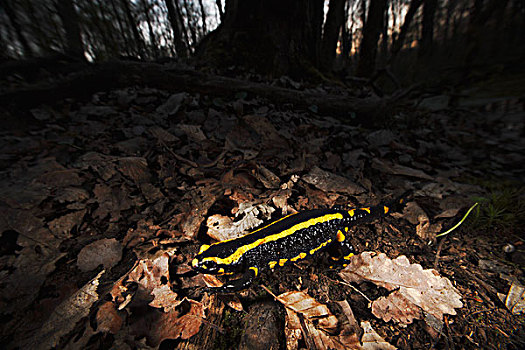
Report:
77,238,123,272
340,252,463,326
498,282,525,315
277,291,338,332
360,321,397,350
277,291,357,350
206,203,275,241
399,202,441,240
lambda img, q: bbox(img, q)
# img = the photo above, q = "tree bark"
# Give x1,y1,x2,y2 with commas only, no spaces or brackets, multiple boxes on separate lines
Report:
355,0,387,77
110,0,132,55
174,0,191,53
215,0,224,21
197,0,207,34
321,0,346,70
419,0,437,57
120,0,146,58
1,0,33,57
341,0,352,60
56,0,85,60
195,0,324,77
390,0,423,59
165,0,189,58
463,0,509,74
141,0,159,58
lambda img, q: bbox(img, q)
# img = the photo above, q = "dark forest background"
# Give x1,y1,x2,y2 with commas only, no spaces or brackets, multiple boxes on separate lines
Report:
1,0,524,85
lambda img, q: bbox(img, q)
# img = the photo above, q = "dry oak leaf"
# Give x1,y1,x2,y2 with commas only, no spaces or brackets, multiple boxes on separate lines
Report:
127,252,180,311
360,321,397,350
77,238,123,272
146,298,205,346
280,294,354,350
206,203,274,241
96,301,123,334
340,252,463,326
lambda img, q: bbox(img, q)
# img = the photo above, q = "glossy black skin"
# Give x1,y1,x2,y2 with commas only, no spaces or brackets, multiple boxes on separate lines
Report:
193,194,408,292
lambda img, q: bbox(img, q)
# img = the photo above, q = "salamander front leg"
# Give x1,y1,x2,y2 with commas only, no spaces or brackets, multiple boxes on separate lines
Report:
205,266,259,293
329,241,355,268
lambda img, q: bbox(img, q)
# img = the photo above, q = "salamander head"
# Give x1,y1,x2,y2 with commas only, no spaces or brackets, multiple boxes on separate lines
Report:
191,244,234,275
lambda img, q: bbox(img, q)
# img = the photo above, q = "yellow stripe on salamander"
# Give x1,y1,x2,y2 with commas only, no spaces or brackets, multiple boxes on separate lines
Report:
201,213,343,266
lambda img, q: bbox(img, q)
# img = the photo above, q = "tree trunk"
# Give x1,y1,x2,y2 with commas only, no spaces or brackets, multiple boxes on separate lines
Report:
419,0,437,57
463,0,509,75
183,0,198,46
198,0,207,34
390,0,423,59
341,0,352,60
165,0,189,58
141,0,159,58
380,1,389,63
174,0,191,53
355,0,387,77
1,0,33,57
215,0,224,21
56,0,85,60
195,0,324,77
321,0,346,70
110,0,131,56
120,0,146,58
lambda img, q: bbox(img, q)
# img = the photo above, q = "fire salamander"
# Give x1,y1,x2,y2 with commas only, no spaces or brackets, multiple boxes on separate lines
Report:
191,193,408,292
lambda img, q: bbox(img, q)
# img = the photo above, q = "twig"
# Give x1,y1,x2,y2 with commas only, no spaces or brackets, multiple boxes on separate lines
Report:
327,277,372,304
433,236,447,270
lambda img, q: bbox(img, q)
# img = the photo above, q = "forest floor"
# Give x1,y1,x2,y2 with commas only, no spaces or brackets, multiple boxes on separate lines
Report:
0,62,524,349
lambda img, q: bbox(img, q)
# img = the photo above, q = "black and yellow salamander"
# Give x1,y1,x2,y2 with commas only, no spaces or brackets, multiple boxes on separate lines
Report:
191,193,409,292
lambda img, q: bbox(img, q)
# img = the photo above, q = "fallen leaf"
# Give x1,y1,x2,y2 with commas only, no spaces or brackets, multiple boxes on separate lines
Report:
275,290,358,349
77,238,123,272
398,202,441,240
303,166,365,195
117,157,151,183
181,186,221,240
96,301,123,334
150,284,181,312
360,321,397,350
434,208,461,219
371,159,433,180
498,282,525,315
206,203,275,241
155,93,187,115
340,252,463,326
178,124,207,142
92,183,133,221
135,298,205,346
48,209,86,239
18,270,105,349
